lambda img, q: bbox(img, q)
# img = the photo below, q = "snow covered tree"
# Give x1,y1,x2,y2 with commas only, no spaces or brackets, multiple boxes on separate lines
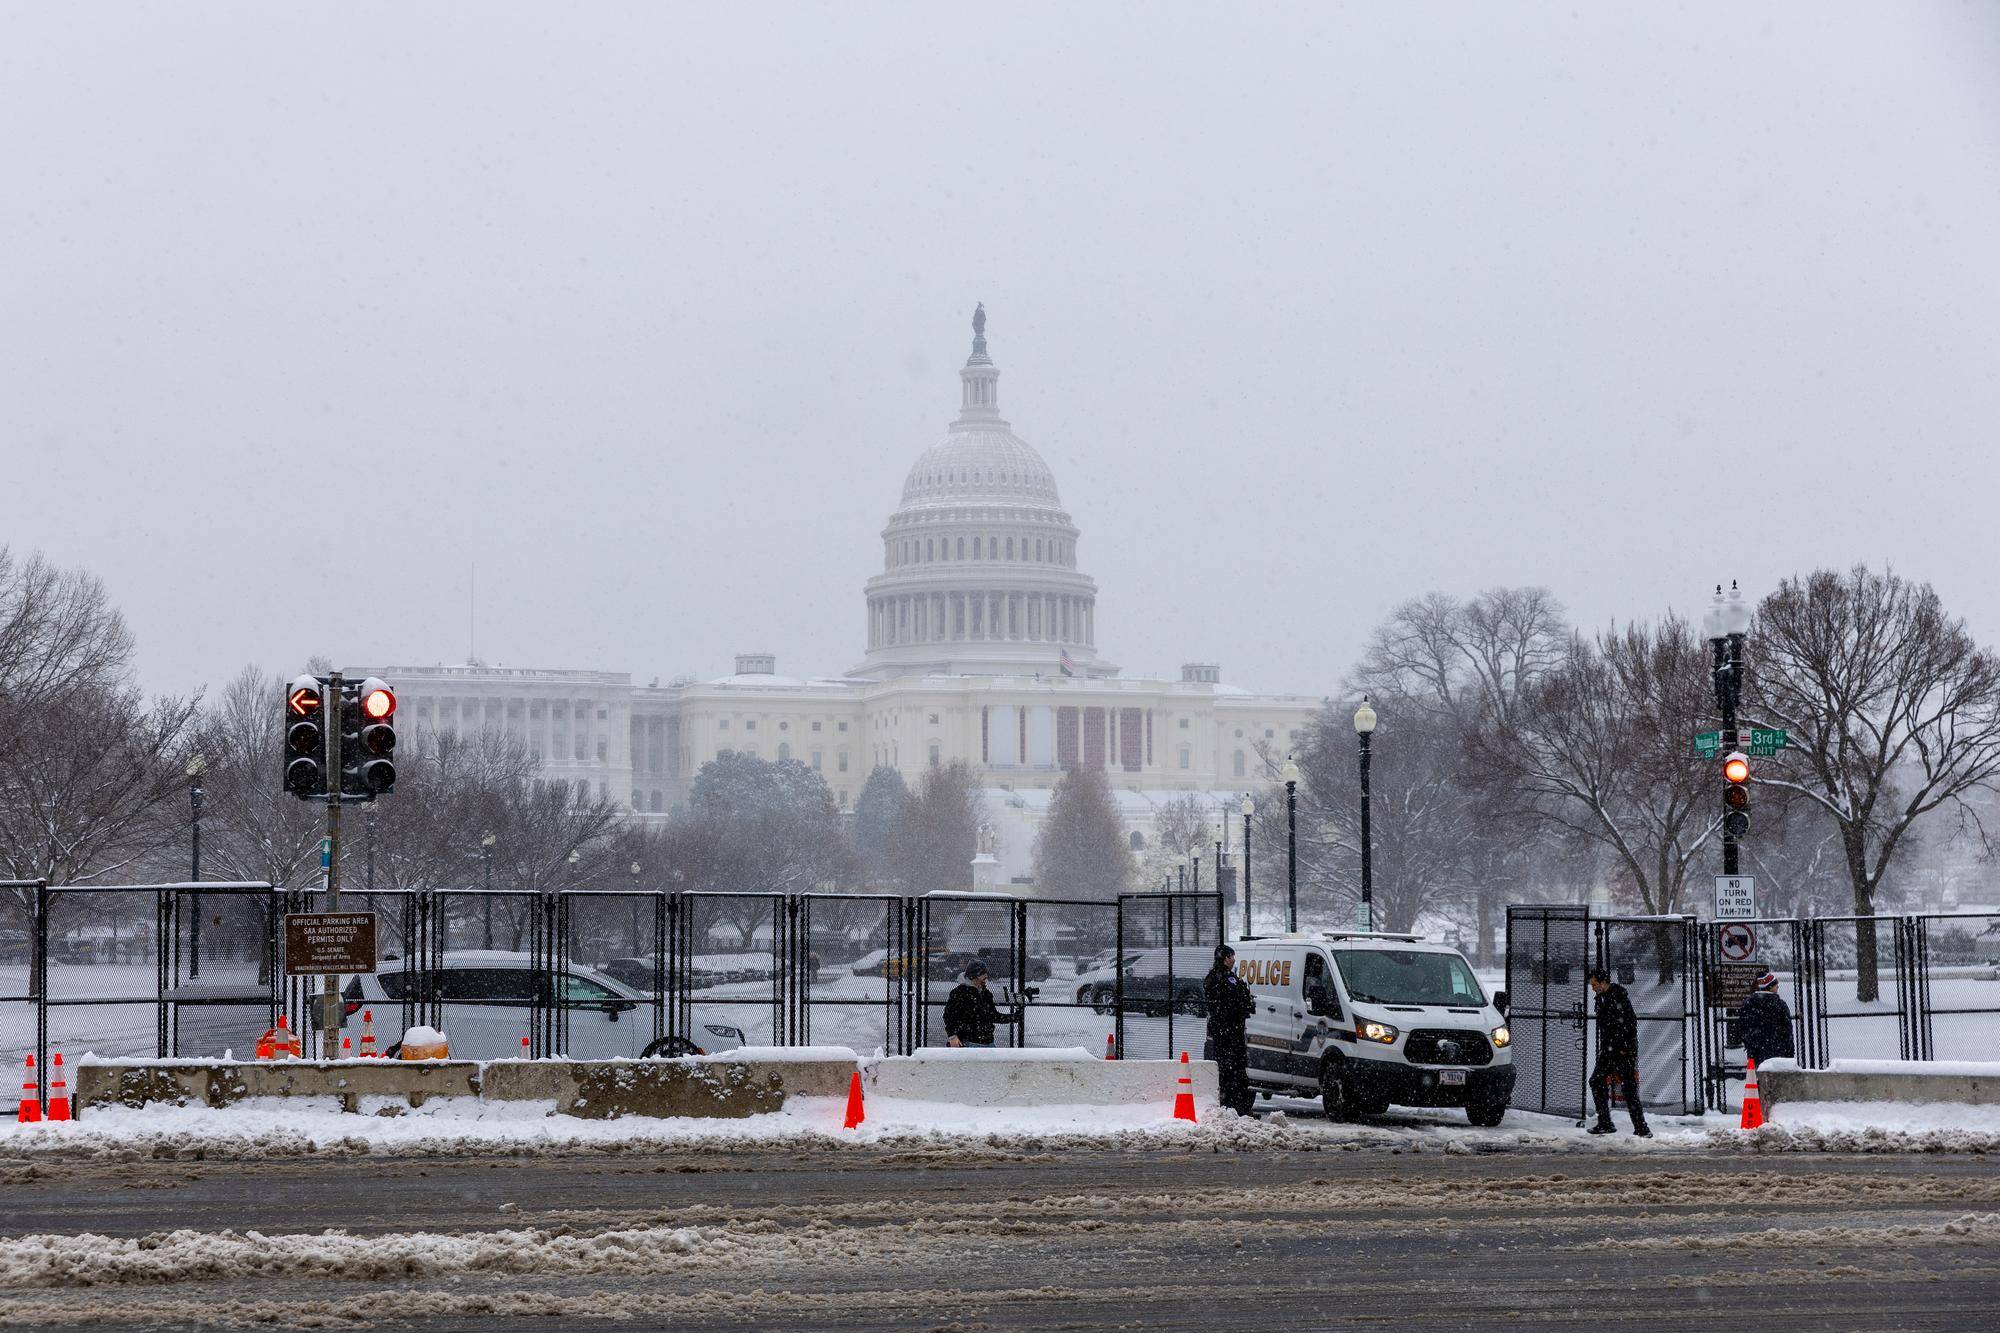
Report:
851,765,909,887
891,762,983,893
1750,566,2000,1001
1032,766,1131,900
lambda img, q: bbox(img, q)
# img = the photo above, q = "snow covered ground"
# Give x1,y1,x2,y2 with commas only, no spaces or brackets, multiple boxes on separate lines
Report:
2,1090,1992,1161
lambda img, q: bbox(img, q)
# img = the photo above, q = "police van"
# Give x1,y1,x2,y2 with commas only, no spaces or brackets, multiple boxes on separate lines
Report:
1234,932,1514,1125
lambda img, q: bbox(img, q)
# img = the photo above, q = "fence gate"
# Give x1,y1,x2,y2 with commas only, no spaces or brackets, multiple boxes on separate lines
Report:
1114,892,1221,1062
676,892,792,1052
915,893,1024,1047
795,893,907,1055
1504,904,1590,1121
1596,916,1702,1116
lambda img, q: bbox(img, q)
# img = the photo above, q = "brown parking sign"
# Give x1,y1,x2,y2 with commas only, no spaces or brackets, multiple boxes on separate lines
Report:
283,912,377,975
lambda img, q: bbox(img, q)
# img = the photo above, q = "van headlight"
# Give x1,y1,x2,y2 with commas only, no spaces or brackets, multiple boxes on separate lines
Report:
1356,1020,1399,1045
1490,1025,1512,1048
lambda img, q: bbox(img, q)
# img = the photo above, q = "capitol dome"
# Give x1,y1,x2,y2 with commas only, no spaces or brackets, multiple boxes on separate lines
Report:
853,306,1114,680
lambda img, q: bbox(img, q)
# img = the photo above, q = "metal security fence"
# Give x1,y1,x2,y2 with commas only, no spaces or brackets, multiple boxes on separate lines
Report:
1511,904,2000,1119
2,881,1228,1110
1115,892,1221,1061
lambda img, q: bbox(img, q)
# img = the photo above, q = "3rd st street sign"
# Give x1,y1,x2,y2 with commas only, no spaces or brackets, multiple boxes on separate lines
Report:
1695,727,1788,759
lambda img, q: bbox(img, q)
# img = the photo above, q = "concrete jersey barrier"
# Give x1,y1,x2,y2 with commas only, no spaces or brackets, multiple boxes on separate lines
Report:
1759,1058,2000,1113
865,1047,1219,1107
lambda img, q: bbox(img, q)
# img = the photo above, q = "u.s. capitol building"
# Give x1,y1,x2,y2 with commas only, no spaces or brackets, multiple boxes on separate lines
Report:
357,309,1321,883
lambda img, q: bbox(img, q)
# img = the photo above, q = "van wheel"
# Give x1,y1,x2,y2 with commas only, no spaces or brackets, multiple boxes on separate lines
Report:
643,1036,700,1058
1319,1061,1356,1122
1467,1097,1507,1128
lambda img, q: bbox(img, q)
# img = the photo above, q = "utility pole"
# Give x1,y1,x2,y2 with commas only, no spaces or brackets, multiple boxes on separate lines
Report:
1706,583,1753,877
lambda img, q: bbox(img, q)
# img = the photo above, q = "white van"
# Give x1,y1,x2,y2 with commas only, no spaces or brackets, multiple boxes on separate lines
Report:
1234,932,1513,1126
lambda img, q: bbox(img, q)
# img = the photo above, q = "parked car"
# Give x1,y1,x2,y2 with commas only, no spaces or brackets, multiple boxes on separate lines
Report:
1070,950,1205,1016
339,951,745,1060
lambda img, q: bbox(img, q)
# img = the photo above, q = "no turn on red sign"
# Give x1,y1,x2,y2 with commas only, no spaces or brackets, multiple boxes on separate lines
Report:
1714,875,1757,920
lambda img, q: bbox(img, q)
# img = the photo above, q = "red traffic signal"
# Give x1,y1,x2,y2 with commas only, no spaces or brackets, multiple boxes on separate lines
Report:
359,677,396,720
1721,752,1750,785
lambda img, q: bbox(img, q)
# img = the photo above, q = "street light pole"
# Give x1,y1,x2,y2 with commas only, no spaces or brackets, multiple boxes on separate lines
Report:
480,832,496,949
1240,797,1254,938
1281,755,1301,932
186,754,205,978
1354,697,1378,933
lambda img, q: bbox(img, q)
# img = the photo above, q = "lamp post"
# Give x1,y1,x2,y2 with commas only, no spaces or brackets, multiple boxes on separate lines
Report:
1353,696,1378,932
185,754,205,978
1240,796,1254,938
480,832,496,949
1281,754,1301,931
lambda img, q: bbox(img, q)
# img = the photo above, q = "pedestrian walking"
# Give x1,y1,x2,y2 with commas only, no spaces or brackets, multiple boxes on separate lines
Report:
1587,966,1650,1138
944,959,1015,1048
1738,970,1794,1068
1202,944,1257,1116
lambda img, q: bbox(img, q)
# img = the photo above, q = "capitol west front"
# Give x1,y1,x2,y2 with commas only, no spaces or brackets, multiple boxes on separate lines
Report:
358,310,1320,884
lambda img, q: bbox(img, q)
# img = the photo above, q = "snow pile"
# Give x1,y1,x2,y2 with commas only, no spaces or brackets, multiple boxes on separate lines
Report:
1763,1057,2000,1078
0,1220,805,1288
1572,1212,2000,1251
1715,1099,2000,1154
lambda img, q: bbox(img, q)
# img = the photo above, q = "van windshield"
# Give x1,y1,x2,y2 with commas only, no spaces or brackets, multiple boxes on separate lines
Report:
1333,950,1485,1007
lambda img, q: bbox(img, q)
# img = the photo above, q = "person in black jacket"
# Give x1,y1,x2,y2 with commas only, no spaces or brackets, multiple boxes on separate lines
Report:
1738,971,1795,1069
944,959,1014,1047
1202,944,1257,1115
1587,967,1650,1137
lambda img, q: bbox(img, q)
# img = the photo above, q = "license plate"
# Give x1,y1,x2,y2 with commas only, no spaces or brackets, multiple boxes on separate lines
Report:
1439,1070,1466,1086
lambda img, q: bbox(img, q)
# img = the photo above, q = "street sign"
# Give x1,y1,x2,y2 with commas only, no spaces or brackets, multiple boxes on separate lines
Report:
1714,875,1757,921
1694,730,1722,760
1716,920,1757,961
1704,961,1763,1010
284,912,377,975
1748,727,1788,757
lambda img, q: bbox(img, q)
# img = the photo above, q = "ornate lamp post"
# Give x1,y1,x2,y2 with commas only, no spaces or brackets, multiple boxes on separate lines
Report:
186,754,205,977
1239,795,1254,938
1354,696,1378,932
1281,754,1301,931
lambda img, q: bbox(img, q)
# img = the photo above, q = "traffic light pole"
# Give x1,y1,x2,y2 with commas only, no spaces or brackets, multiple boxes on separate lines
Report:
321,672,344,1060
1714,635,1743,876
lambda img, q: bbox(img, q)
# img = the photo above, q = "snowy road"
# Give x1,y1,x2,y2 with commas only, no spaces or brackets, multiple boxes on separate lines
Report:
2,1139,1998,1328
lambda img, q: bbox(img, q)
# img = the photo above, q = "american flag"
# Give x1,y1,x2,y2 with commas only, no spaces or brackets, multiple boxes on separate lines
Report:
1059,649,1075,677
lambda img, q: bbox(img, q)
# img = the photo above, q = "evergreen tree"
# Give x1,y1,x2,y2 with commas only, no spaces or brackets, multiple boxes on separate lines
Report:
851,765,910,886
1032,767,1132,899
891,762,983,893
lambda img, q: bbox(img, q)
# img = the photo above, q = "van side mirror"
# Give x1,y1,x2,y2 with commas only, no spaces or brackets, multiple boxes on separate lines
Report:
1305,982,1341,1019
1493,990,1509,1017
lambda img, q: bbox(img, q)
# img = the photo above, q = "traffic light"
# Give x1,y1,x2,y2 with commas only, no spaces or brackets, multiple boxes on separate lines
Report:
354,677,397,796
1721,750,1750,837
283,674,326,798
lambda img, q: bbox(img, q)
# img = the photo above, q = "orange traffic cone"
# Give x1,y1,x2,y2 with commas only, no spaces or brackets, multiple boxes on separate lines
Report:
257,1015,303,1061
520,1036,530,1059
843,1070,866,1129
1172,1051,1197,1122
1104,1034,1117,1061
359,1011,378,1058
1739,1059,1764,1130
46,1053,70,1122
16,1055,40,1123
341,1036,354,1059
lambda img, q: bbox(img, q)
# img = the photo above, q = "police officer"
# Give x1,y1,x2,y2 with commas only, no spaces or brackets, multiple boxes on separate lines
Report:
1738,970,1795,1069
1587,966,1650,1138
1203,944,1257,1116
944,959,1015,1047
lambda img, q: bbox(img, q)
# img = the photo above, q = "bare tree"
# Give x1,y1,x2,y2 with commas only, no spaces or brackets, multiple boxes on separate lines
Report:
1476,618,1719,960
1350,587,1570,960
1750,566,2000,1000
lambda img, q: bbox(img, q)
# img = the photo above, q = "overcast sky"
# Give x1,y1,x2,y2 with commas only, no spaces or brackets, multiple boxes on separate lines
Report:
6,3,1998,701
